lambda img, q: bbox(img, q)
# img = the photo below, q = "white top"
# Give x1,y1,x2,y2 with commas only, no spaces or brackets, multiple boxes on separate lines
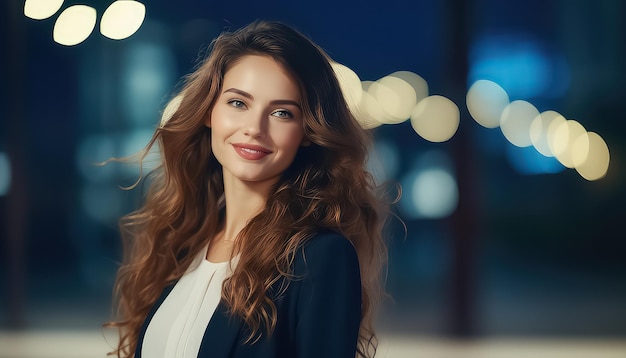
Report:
142,247,237,358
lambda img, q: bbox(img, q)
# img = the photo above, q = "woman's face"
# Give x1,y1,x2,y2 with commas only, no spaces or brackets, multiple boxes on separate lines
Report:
208,55,307,187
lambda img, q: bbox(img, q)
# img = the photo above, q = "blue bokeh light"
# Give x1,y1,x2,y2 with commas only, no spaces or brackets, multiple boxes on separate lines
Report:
399,151,459,219
505,142,565,175
121,42,177,126
469,34,570,100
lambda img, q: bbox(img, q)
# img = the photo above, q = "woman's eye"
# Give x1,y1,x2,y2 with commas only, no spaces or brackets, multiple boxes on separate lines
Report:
272,110,293,119
228,99,246,108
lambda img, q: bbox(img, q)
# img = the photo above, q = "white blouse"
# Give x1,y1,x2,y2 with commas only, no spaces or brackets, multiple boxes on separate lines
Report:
142,247,237,358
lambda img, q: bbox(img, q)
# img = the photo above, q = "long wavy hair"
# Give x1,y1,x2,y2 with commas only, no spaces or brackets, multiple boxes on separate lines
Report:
106,20,394,358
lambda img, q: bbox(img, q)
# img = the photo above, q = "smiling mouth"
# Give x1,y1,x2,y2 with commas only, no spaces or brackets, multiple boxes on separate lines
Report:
232,144,272,160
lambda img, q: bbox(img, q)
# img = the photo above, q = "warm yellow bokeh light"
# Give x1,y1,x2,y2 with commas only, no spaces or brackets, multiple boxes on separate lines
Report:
466,80,510,128
546,114,568,156
410,95,460,143
100,0,146,40
551,120,587,168
575,132,610,181
379,75,417,120
530,110,566,157
368,76,415,124
358,89,385,129
571,131,590,168
53,5,97,46
24,0,64,20
500,100,539,147
361,80,374,92
352,90,384,129
366,81,400,124
160,94,184,127
331,62,363,119
389,71,429,103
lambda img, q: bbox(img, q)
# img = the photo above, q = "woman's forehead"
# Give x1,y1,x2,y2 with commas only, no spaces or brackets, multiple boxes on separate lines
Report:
221,55,302,103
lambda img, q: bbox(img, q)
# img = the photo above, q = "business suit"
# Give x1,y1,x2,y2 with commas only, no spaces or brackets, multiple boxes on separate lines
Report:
135,231,362,358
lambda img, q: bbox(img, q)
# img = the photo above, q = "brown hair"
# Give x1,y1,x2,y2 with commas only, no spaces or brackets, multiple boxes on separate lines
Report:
106,20,394,357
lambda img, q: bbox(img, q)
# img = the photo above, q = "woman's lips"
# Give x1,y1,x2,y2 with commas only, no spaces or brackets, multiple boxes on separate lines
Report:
232,143,272,160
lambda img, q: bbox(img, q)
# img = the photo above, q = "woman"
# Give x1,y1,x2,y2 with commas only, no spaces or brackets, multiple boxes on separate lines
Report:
107,20,393,358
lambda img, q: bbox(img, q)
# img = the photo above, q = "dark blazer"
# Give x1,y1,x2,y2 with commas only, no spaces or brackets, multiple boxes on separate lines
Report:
135,231,362,358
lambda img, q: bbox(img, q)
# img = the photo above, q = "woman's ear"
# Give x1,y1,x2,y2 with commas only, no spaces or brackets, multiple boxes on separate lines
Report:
300,138,311,147
205,117,211,128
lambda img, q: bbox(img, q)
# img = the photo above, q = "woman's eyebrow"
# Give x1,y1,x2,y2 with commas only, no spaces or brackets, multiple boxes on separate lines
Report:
223,88,253,100
270,99,301,110
223,88,301,110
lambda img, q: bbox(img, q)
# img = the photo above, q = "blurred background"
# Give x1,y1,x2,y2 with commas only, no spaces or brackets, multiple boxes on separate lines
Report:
1,0,625,357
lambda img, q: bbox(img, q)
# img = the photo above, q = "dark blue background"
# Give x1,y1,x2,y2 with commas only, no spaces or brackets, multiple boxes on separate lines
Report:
1,0,625,339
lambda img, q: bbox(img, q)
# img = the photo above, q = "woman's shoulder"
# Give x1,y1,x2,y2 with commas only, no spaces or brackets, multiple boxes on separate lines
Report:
300,230,355,254
294,229,360,276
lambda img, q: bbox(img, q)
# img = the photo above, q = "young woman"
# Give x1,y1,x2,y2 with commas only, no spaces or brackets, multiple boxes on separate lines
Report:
107,20,393,358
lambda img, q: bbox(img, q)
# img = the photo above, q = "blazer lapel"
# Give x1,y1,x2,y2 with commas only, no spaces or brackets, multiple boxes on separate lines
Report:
197,300,243,357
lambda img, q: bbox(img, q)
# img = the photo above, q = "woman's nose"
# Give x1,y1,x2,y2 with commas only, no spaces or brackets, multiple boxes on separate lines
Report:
243,112,266,137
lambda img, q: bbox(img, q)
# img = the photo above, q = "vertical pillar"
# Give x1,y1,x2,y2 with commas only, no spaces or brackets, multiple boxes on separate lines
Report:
3,0,28,329
444,0,479,338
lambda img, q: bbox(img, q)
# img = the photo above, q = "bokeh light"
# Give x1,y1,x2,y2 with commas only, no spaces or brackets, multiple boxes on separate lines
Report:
399,150,458,219
465,76,609,180
331,62,379,128
365,81,398,125
160,94,184,127
410,95,460,143
331,62,363,113
53,5,97,46
412,168,458,218
400,167,458,219
361,80,373,92
500,100,540,147
389,71,429,103
354,89,384,129
530,110,567,157
377,75,417,122
546,114,568,154
466,79,510,128
469,34,570,99
24,0,64,20
574,132,610,181
0,152,11,196
368,78,411,124
551,119,587,168
100,0,146,40
571,130,590,168
122,43,177,125
506,144,564,175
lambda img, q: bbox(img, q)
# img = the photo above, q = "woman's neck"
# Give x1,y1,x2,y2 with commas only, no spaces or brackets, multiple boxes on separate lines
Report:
207,174,274,262
220,175,273,242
